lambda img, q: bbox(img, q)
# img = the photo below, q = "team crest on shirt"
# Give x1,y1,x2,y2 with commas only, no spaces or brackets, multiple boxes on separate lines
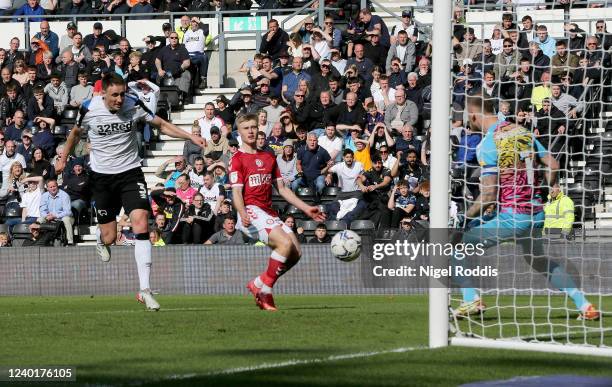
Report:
255,159,264,167
230,172,238,183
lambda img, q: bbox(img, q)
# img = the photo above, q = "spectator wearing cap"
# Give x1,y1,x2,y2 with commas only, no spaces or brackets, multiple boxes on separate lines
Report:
38,179,75,245
130,0,154,19
84,22,111,52
16,129,35,164
33,21,59,59
59,22,78,53
13,0,45,23
391,10,417,44
259,18,290,61
141,35,165,79
44,72,68,115
155,31,192,95
150,186,186,244
62,0,92,15
233,87,261,118
203,125,228,160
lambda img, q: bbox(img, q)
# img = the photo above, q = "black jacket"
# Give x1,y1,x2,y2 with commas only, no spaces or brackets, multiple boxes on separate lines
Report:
259,29,289,61
0,95,28,122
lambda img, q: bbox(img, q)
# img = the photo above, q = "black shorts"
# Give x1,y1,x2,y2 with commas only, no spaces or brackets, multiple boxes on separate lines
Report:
90,167,150,224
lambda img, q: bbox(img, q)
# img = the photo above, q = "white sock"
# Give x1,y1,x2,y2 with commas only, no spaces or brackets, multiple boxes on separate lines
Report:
255,276,272,294
96,227,102,245
134,239,152,291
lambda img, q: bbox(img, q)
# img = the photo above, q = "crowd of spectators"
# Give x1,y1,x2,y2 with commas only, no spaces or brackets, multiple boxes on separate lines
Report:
0,1,611,246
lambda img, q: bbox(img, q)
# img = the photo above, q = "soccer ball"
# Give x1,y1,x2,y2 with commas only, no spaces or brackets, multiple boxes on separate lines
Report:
331,230,362,262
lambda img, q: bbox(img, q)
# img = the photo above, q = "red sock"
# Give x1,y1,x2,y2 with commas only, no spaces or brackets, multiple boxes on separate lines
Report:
259,251,301,288
260,258,286,288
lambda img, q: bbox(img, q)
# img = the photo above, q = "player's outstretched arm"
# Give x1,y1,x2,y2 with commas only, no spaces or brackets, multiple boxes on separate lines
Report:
466,173,498,220
150,116,206,148
55,125,82,173
276,178,326,222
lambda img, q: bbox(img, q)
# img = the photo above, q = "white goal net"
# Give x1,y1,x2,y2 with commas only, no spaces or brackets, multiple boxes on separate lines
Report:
429,0,612,356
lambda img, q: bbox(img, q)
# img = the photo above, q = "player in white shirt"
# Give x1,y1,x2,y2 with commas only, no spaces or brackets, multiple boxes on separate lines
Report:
183,17,209,88
56,74,205,311
198,102,227,139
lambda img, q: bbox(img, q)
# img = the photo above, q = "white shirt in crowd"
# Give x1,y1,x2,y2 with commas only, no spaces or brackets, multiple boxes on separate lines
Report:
330,161,363,193
183,28,206,54
21,188,42,219
128,80,160,115
318,134,343,159
197,116,225,141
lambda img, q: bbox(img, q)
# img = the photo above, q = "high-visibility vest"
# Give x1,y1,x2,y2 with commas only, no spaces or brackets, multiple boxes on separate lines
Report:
543,192,575,233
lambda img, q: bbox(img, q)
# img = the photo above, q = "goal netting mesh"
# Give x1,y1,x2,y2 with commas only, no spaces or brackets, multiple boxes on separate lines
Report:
435,0,612,353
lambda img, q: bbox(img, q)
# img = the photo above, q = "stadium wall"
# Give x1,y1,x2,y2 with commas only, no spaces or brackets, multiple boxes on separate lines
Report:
0,242,611,296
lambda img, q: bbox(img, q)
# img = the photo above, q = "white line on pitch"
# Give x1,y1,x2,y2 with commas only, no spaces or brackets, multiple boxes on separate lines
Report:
166,346,426,380
0,307,208,318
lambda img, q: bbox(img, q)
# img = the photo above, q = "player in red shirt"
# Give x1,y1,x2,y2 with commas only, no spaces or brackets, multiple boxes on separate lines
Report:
229,114,325,311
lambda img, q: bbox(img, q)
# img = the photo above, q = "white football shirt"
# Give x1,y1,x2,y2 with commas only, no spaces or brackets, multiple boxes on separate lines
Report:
78,95,154,174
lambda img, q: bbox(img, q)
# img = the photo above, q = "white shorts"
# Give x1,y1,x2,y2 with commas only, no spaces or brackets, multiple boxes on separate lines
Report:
236,205,292,244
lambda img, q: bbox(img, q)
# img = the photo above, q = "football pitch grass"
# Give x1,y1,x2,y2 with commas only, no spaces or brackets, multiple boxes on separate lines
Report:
1,295,611,386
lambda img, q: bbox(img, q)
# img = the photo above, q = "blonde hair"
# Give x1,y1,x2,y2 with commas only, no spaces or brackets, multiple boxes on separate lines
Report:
9,161,24,182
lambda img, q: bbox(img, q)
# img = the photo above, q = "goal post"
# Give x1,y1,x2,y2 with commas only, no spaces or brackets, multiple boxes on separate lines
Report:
428,1,612,356
429,0,452,349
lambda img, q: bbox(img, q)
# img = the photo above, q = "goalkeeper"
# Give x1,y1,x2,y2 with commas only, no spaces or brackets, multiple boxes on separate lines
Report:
454,94,599,321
